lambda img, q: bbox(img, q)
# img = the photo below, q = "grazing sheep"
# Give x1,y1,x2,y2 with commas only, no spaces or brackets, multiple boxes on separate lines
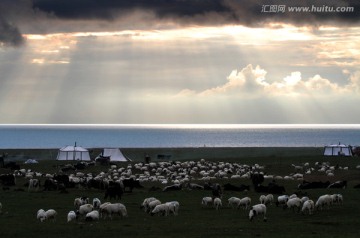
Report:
74,198,82,209
92,198,101,209
140,197,158,213
45,209,57,221
85,210,100,221
77,204,94,216
259,195,266,204
201,197,213,206
315,194,332,210
28,179,40,192
165,201,180,215
228,197,241,209
99,202,111,218
289,194,298,199
285,197,302,212
147,199,162,213
151,203,170,216
276,195,289,207
249,204,267,221
101,203,127,219
186,183,204,190
214,197,222,210
239,197,252,210
37,209,47,222
301,196,309,203
74,197,89,209
331,194,343,205
260,194,273,205
67,211,77,222
301,200,315,215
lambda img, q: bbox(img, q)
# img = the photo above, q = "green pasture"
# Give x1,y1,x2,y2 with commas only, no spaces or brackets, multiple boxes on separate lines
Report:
1,148,360,238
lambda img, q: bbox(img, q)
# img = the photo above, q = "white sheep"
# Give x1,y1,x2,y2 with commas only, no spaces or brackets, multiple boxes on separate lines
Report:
331,194,343,205
28,179,40,192
101,203,127,219
92,198,101,209
260,194,273,205
99,202,111,210
150,203,170,216
259,195,266,204
276,195,289,207
74,197,89,209
147,199,162,213
315,194,332,210
249,204,267,221
285,197,302,212
201,197,213,206
140,197,158,213
37,209,47,222
239,197,252,210
228,197,241,209
301,196,309,203
67,211,77,222
301,200,315,215
85,210,100,221
44,209,57,222
77,204,94,216
165,201,180,215
289,194,298,199
214,197,222,210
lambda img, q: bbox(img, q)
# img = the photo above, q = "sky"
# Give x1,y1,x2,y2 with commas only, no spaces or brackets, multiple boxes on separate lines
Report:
0,0,359,124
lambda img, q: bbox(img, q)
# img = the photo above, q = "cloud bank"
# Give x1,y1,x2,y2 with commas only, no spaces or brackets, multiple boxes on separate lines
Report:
178,64,360,97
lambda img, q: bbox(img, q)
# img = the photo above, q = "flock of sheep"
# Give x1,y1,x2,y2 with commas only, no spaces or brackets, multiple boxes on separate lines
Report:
1,158,351,224
36,197,129,222
35,196,181,223
200,192,343,222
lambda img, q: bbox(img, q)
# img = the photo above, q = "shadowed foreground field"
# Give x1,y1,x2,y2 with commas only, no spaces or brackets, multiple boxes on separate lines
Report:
1,147,360,238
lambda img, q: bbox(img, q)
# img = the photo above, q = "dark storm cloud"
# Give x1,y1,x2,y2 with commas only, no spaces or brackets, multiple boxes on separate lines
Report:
0,16,25,47
32,0,359,26
0,0,359,47
32,0,230,20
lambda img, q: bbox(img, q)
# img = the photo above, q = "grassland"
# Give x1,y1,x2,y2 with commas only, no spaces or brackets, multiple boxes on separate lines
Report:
1,147,360,238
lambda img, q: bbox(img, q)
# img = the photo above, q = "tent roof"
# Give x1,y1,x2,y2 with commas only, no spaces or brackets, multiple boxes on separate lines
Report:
59,145,88,152
325,144,350,148
96,148,129,162
56,145,91,161
323,143,352,156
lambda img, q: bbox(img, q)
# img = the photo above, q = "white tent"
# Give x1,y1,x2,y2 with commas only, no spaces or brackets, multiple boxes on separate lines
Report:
323,144,353,157
95,148,130,162
56,145,91,161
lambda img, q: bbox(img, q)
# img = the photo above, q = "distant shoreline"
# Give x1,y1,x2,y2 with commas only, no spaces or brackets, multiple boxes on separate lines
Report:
0,146,325,162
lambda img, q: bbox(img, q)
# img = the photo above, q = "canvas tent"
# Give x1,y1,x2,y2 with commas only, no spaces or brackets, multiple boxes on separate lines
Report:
56,145,91,161
323,144,353,157
95,148,130,162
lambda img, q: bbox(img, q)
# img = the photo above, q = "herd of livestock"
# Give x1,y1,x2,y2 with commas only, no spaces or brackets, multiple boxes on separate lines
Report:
0,158,354,223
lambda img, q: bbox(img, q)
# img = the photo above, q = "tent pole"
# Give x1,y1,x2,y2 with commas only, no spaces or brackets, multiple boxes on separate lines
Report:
73,142,76,161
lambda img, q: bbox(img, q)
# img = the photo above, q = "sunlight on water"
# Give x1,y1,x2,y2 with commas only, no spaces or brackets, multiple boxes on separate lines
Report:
1,124,360,148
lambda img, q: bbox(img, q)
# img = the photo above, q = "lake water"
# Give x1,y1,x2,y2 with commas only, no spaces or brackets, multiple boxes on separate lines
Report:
0,124,359,149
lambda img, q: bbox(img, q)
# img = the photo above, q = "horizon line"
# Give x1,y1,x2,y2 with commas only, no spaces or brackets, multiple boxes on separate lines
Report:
1,123,360,129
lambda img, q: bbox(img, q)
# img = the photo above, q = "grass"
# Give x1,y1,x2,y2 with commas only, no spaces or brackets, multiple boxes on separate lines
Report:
1,147,360,238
